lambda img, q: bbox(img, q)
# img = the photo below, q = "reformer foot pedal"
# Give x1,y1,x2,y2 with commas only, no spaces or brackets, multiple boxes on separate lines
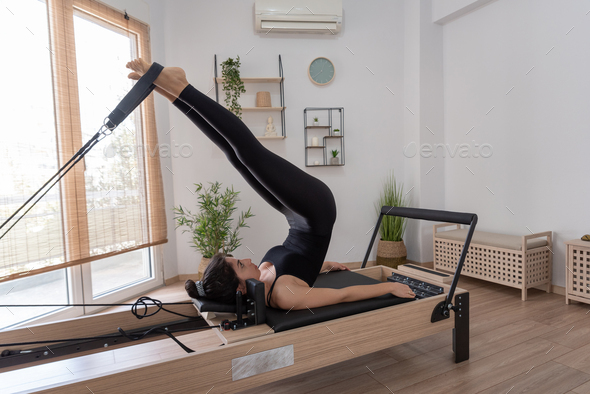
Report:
387,273,444,299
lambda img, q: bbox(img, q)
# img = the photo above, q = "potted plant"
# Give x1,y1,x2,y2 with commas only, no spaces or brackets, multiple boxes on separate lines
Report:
313,117,319,126
221,56,246,119
330,150,339,165
333,128,340,135
173,181,254,280
375,171,409,268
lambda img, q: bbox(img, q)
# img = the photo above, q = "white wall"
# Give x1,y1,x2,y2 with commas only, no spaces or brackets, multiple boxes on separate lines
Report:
403,0,445,263
443,0,590,287
432,0,498,24
160,0,406,274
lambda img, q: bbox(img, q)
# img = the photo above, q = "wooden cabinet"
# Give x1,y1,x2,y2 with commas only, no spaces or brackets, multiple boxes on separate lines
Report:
565,239,590,305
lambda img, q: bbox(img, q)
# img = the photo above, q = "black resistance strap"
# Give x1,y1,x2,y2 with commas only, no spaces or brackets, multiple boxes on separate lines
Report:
0,62,164,242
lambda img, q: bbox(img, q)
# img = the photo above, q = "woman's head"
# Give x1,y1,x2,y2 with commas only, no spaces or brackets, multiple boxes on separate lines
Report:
185,253,260,304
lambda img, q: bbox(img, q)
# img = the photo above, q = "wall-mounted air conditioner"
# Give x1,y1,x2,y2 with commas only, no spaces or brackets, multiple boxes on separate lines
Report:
255,0,343,34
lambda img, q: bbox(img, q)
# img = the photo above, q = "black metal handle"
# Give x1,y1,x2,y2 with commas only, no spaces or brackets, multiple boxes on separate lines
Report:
378,206,475,225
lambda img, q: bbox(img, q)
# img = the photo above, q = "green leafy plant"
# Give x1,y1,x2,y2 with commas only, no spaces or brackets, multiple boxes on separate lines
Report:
221,56,246,119
333,128,340,133
331,149,339,158
173,182,254,258
376,171,408,242
313,117,319,122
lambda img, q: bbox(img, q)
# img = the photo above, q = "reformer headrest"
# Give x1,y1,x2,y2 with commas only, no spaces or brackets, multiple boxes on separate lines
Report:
191,278,266,315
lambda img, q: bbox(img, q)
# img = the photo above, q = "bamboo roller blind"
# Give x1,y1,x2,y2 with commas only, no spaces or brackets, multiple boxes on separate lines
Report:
0,0,167,283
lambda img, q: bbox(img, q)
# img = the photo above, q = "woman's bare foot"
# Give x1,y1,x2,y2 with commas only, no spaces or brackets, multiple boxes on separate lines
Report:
126,58,188,102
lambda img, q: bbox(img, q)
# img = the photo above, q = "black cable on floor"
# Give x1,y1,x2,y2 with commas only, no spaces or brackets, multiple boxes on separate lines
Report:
0,322,219,351
0,297,209,352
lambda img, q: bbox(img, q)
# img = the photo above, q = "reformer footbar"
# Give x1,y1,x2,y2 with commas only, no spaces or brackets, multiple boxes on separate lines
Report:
0,62,164,242
361,206,477,322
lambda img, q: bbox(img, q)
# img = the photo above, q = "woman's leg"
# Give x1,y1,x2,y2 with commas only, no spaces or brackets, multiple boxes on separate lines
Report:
127,60,336,233
176,85,336,234
127,59,290,216
171,98,292,217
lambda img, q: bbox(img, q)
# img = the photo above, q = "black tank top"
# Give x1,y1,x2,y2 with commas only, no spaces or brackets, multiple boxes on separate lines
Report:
261,228,331,307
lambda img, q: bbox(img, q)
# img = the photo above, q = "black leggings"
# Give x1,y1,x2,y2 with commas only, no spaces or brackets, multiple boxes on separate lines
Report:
172,85,336,236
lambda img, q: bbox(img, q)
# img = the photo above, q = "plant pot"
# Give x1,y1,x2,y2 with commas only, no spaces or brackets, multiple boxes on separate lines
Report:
197,256,211,281
330,157,339,165
313,121,319,126
376,239,407,269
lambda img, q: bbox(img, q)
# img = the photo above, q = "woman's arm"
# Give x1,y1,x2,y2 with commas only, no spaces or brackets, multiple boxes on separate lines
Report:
276,282,414,310
320,261,350,272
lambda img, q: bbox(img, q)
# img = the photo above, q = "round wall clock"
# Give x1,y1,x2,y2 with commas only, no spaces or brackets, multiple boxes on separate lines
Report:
308,57,335,86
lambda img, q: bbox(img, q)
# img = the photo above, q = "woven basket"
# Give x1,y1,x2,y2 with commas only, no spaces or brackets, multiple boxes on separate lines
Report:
376,240,407,269
196,256,210,281
256,91,271,107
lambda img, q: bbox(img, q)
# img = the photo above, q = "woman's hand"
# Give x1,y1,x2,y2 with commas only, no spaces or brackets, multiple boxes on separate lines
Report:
388,282,416,298
322,261,350,272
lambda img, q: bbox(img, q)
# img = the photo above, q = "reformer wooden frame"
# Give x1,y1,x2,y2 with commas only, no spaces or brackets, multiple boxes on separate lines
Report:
0,265,469,393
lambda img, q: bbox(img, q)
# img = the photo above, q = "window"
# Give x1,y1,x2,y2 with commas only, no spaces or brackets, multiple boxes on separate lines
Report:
0,0,166,328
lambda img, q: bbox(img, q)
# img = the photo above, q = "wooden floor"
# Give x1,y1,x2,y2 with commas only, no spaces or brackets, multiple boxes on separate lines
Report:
4,275,590,393
238,276,590,394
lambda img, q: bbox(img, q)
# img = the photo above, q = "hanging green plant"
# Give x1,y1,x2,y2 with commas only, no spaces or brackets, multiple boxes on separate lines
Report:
221,56,247,119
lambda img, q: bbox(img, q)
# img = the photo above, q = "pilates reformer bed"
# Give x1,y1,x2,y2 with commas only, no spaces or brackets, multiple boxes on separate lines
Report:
0,66,477,393
0,206,475,393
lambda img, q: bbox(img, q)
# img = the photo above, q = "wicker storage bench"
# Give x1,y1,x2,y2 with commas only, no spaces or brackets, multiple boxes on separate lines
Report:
433,224,552,300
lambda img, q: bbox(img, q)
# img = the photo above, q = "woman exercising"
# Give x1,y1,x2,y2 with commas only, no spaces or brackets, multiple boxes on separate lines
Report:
126,59,415,310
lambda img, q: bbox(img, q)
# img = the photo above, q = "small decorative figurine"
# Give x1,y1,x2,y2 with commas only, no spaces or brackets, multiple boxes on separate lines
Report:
265,116,277,137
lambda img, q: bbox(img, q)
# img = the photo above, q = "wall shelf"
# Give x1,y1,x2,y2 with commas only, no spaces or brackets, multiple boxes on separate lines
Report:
214,54,286,138
303,107,345,167
215,77,284,83
225,107,286,112
256,136,286,140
